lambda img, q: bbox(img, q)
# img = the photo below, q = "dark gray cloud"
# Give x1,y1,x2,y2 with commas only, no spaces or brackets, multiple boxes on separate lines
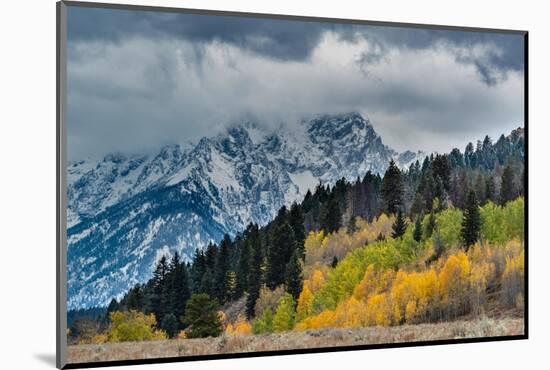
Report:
68,6,524,82
340,25,524,86
68,6,331,61
65,5,525,160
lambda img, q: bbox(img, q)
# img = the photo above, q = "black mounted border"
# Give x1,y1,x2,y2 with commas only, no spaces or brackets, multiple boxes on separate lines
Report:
56,1,529,369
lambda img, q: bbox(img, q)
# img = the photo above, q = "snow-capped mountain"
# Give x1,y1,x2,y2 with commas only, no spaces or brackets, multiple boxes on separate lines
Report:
67,112,423,309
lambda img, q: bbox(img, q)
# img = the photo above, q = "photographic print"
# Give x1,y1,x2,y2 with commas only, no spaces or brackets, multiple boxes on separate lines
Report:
58,1,527,368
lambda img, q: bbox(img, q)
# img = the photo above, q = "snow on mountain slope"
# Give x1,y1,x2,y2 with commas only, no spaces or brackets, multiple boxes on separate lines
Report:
66,112,423,309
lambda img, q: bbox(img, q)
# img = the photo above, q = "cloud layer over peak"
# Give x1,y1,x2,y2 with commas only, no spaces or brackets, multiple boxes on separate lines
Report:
66,5,525,160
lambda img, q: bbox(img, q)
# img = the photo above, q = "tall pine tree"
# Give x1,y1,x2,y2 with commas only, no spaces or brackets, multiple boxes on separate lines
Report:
266,221,296,289
246,225,262,318
285,250,303,301
235,237,251,298
500,163,516,205
381,159,404,214
168,252,190,327
288,203,306,258
213,234,231,303
461,190,481,250
320,196,342,233
150,256,169,322
413,215,423,242
391,209,407,239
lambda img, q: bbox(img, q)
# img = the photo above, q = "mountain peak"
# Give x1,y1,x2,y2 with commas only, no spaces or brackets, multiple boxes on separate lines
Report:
66,112,423,309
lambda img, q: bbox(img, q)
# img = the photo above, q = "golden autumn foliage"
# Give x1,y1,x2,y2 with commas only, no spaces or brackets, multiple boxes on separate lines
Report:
294,238,524,331
295,310,336,331
438,252,471,318
364,294,392,326
353,265,395,301
225,315,252,336
296,284,314,322
304,215,394,268
309,270,326,293
90,334,109,344
264,199,523,334
334,296,365,328
391,269,438,324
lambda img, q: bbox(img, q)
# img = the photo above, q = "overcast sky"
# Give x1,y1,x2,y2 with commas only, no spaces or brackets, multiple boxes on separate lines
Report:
66,6,525,160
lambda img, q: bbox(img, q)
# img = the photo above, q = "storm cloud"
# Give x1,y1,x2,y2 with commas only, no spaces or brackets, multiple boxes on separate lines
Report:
66,5,525,160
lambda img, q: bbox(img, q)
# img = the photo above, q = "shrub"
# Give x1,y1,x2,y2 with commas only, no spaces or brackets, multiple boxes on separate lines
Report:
225,315,252,336
108,311,167,343
294,310,336,331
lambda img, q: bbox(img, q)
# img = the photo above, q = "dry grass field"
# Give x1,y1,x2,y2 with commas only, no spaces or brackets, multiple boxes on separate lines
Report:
67,316,524,365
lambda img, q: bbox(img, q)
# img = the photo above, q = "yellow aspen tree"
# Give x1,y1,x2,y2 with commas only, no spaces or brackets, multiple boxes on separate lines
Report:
296,284,314,322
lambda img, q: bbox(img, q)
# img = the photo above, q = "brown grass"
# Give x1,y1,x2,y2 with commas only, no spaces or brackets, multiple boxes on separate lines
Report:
67,316,524,365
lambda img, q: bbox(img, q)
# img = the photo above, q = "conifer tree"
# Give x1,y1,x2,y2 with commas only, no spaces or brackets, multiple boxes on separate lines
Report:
451,170,470,209
465,142,475,168
181,294,222,338
246,225,262,318
168,252,190,325
126,285,145,311
150,256,169,323
266,221,296,289
288,202,306,251
204,242,218,270
200,269,214,297
432,154,451,191
413,216,423,242
320,196,342,233
500,163,516,204
347,215,358,234
105,298,120,323
485,175,495,203
391,209,407,239
225,271,237,301
235,238,251,298
191,249,206,293
381,159,404,214
475,173,486,205
213,235,231,303
285,250,303,300
461,190,481,250
161,313,179,338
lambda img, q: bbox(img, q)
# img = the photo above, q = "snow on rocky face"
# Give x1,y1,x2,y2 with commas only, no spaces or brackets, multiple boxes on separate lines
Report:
66,112,423,309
